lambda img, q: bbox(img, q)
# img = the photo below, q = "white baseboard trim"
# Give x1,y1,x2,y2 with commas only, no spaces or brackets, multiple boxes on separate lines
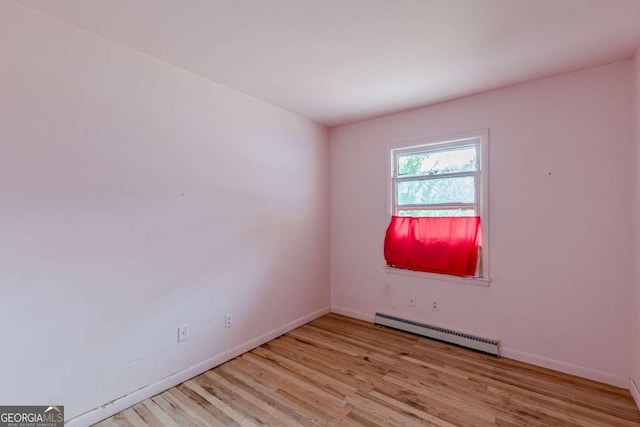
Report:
631,378,640,410
331,306,374,322
65,306,330,426
500,347,629,388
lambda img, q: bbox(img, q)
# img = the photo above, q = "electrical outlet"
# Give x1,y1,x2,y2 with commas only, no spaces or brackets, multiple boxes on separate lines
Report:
408,295,416,307
432,300,439,311
178,324,189,342
225,313,232,328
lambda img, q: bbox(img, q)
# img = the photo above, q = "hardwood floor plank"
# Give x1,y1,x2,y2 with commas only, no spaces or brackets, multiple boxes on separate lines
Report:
203,369,304,425
189,374,281,425
180,381,254,426
150,394,199,427
120,408,148,427
264,335,390,391
93,314,640,426
110,413,135,427
386,359,573,426
216,361,342,425
140,400,179,427
241,352,348,404
95,418,121,427
251,346,358,397
381,374,499,425
165,388,229,427
408,339,639,420
345,392,439,426
231,356,350,420
129,403,166,427
366,389,458,427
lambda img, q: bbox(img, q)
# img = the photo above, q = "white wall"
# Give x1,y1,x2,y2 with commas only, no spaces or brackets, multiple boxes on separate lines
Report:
632,47,640,405
330,61,633,387
0,1,329,422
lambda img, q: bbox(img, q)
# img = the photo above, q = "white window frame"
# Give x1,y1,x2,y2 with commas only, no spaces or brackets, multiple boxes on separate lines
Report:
385,129,490,284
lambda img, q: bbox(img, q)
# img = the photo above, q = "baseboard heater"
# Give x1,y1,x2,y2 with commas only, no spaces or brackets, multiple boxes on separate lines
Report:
374,312,499,356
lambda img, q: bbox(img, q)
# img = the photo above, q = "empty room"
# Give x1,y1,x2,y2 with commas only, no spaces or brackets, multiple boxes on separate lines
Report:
2,0,640,425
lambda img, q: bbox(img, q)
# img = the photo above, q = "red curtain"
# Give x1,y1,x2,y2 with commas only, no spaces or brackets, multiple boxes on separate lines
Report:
384,216,481,277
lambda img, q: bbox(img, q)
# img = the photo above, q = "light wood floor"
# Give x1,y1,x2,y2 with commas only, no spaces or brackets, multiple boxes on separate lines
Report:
94,313,640,426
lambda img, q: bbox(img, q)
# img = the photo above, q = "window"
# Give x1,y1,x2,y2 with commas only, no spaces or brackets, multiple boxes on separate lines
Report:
387,130,489,279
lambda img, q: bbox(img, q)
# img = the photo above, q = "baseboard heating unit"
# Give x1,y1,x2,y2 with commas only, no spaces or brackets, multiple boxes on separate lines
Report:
374,313,499,356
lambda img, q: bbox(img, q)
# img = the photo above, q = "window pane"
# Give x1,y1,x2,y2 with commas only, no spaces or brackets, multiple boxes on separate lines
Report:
397,209,476,217
397,145,477,177
397,176,475,205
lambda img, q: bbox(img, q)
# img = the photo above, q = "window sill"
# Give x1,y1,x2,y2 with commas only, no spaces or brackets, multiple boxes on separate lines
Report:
383,265,491,287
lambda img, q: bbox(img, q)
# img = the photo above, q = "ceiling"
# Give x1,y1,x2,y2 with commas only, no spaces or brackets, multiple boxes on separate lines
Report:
14,0,640,126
